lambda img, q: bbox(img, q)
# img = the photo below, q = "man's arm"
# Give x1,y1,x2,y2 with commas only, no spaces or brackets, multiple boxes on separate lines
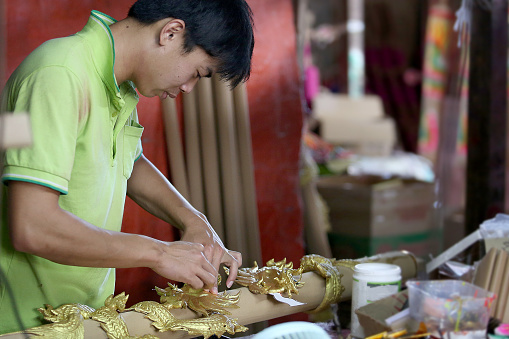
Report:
126,155,241,291
7,180,217,290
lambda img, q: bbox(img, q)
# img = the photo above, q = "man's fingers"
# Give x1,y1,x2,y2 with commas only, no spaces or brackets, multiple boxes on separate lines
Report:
202,244,215,262
196,266,217,289
182,254,217,290
223,250,241,288
229,250,242,267
205,245,224,294
156,241,219,290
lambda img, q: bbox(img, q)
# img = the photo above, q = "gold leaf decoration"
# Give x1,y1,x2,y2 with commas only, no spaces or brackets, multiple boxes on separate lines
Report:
128,285,244,337
23,303,94,338
333,258,362,270
129,295,246,339
232,255,347,313
169,313,247,339
230,259,304,297
90,293,130,339
156,283,241,316
300,255,346,313
13,251,393,338
129,300,181,332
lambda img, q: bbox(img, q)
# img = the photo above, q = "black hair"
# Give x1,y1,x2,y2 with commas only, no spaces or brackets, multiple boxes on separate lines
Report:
128,0,254,88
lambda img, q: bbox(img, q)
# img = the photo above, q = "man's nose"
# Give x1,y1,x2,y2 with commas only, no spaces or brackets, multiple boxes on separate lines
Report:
180,77,200,93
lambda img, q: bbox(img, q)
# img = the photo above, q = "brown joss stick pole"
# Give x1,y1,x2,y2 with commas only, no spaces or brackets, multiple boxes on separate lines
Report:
0,251,418,339
232,83,262,265
212,76,246,254
161,98,190,200
196,78,225,239
182,90,205,212
99,251,419,338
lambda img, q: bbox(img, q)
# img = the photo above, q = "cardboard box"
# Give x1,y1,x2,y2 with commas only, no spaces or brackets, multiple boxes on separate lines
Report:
312,93,396,156
328,229,442,260
320,118,397,156
355,290,420,337
313,93,385,121
317,175,441,259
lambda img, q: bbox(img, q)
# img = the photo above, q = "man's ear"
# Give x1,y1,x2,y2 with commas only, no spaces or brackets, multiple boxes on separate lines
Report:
159,19,185,46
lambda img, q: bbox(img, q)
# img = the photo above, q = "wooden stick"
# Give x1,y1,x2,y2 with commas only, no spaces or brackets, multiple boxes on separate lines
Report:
161,98,190,200
182,91,205,212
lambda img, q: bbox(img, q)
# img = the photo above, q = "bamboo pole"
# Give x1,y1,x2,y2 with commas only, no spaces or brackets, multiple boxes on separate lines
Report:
196,78,225,239
182,91,205,212
161,98,190,201
232,83,262,265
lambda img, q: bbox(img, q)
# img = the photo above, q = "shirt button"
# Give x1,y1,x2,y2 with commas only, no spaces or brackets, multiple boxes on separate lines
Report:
112,111,118,117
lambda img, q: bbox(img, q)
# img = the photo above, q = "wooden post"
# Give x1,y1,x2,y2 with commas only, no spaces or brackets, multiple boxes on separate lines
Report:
465,0,508,237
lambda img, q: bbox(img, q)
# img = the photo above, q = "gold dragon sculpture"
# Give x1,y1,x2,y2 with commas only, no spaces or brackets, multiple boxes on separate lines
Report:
9,252,415,339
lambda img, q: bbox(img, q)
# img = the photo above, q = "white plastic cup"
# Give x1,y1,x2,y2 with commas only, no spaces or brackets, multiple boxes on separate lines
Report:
350,263,402,338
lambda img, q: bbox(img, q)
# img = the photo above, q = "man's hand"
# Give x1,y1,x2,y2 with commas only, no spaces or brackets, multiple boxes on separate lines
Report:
127,155,242,291
151,241,218,289
180,212,242,293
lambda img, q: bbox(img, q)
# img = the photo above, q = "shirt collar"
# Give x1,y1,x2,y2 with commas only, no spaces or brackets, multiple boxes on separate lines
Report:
77,11,138,109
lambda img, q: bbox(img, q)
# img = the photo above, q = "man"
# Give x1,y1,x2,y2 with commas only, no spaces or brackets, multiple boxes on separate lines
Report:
0,0,254,334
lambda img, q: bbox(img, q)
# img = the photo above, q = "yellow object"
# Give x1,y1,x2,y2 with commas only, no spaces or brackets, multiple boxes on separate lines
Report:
300,254,347,313
365,331,388,339
388,329,408,338
18,288,245,339
232,258,304,297
366,329,410,339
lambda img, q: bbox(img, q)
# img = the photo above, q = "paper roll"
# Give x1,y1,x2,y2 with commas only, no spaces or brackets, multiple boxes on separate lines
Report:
161,98,190,200
196,78,225,239
495,250,509,319
489,249,507,317
473,247,499,290
212,76,246,254
182,90,205,212
232,83,262,265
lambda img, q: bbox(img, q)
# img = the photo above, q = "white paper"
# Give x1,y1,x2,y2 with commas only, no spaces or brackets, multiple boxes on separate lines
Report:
270,293,306,306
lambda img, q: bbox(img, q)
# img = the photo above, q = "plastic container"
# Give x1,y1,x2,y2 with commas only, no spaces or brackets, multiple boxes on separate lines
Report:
407,280,495,336
252,321,329,339
350,263,402,338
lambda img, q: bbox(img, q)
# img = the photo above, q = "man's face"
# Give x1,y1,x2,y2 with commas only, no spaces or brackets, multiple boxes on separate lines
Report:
134,35,217,99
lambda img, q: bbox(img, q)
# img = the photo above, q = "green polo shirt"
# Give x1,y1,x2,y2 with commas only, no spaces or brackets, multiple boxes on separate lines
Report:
0,11,143,334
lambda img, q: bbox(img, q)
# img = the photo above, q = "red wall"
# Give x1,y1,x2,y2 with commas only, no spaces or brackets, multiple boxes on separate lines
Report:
247,0,305,266
5,0,304,308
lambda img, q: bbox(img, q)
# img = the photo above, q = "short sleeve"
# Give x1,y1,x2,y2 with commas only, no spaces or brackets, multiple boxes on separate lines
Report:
2,66,84,194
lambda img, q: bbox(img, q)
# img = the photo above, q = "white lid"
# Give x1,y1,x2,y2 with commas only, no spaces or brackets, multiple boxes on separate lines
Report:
354,263,401,276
